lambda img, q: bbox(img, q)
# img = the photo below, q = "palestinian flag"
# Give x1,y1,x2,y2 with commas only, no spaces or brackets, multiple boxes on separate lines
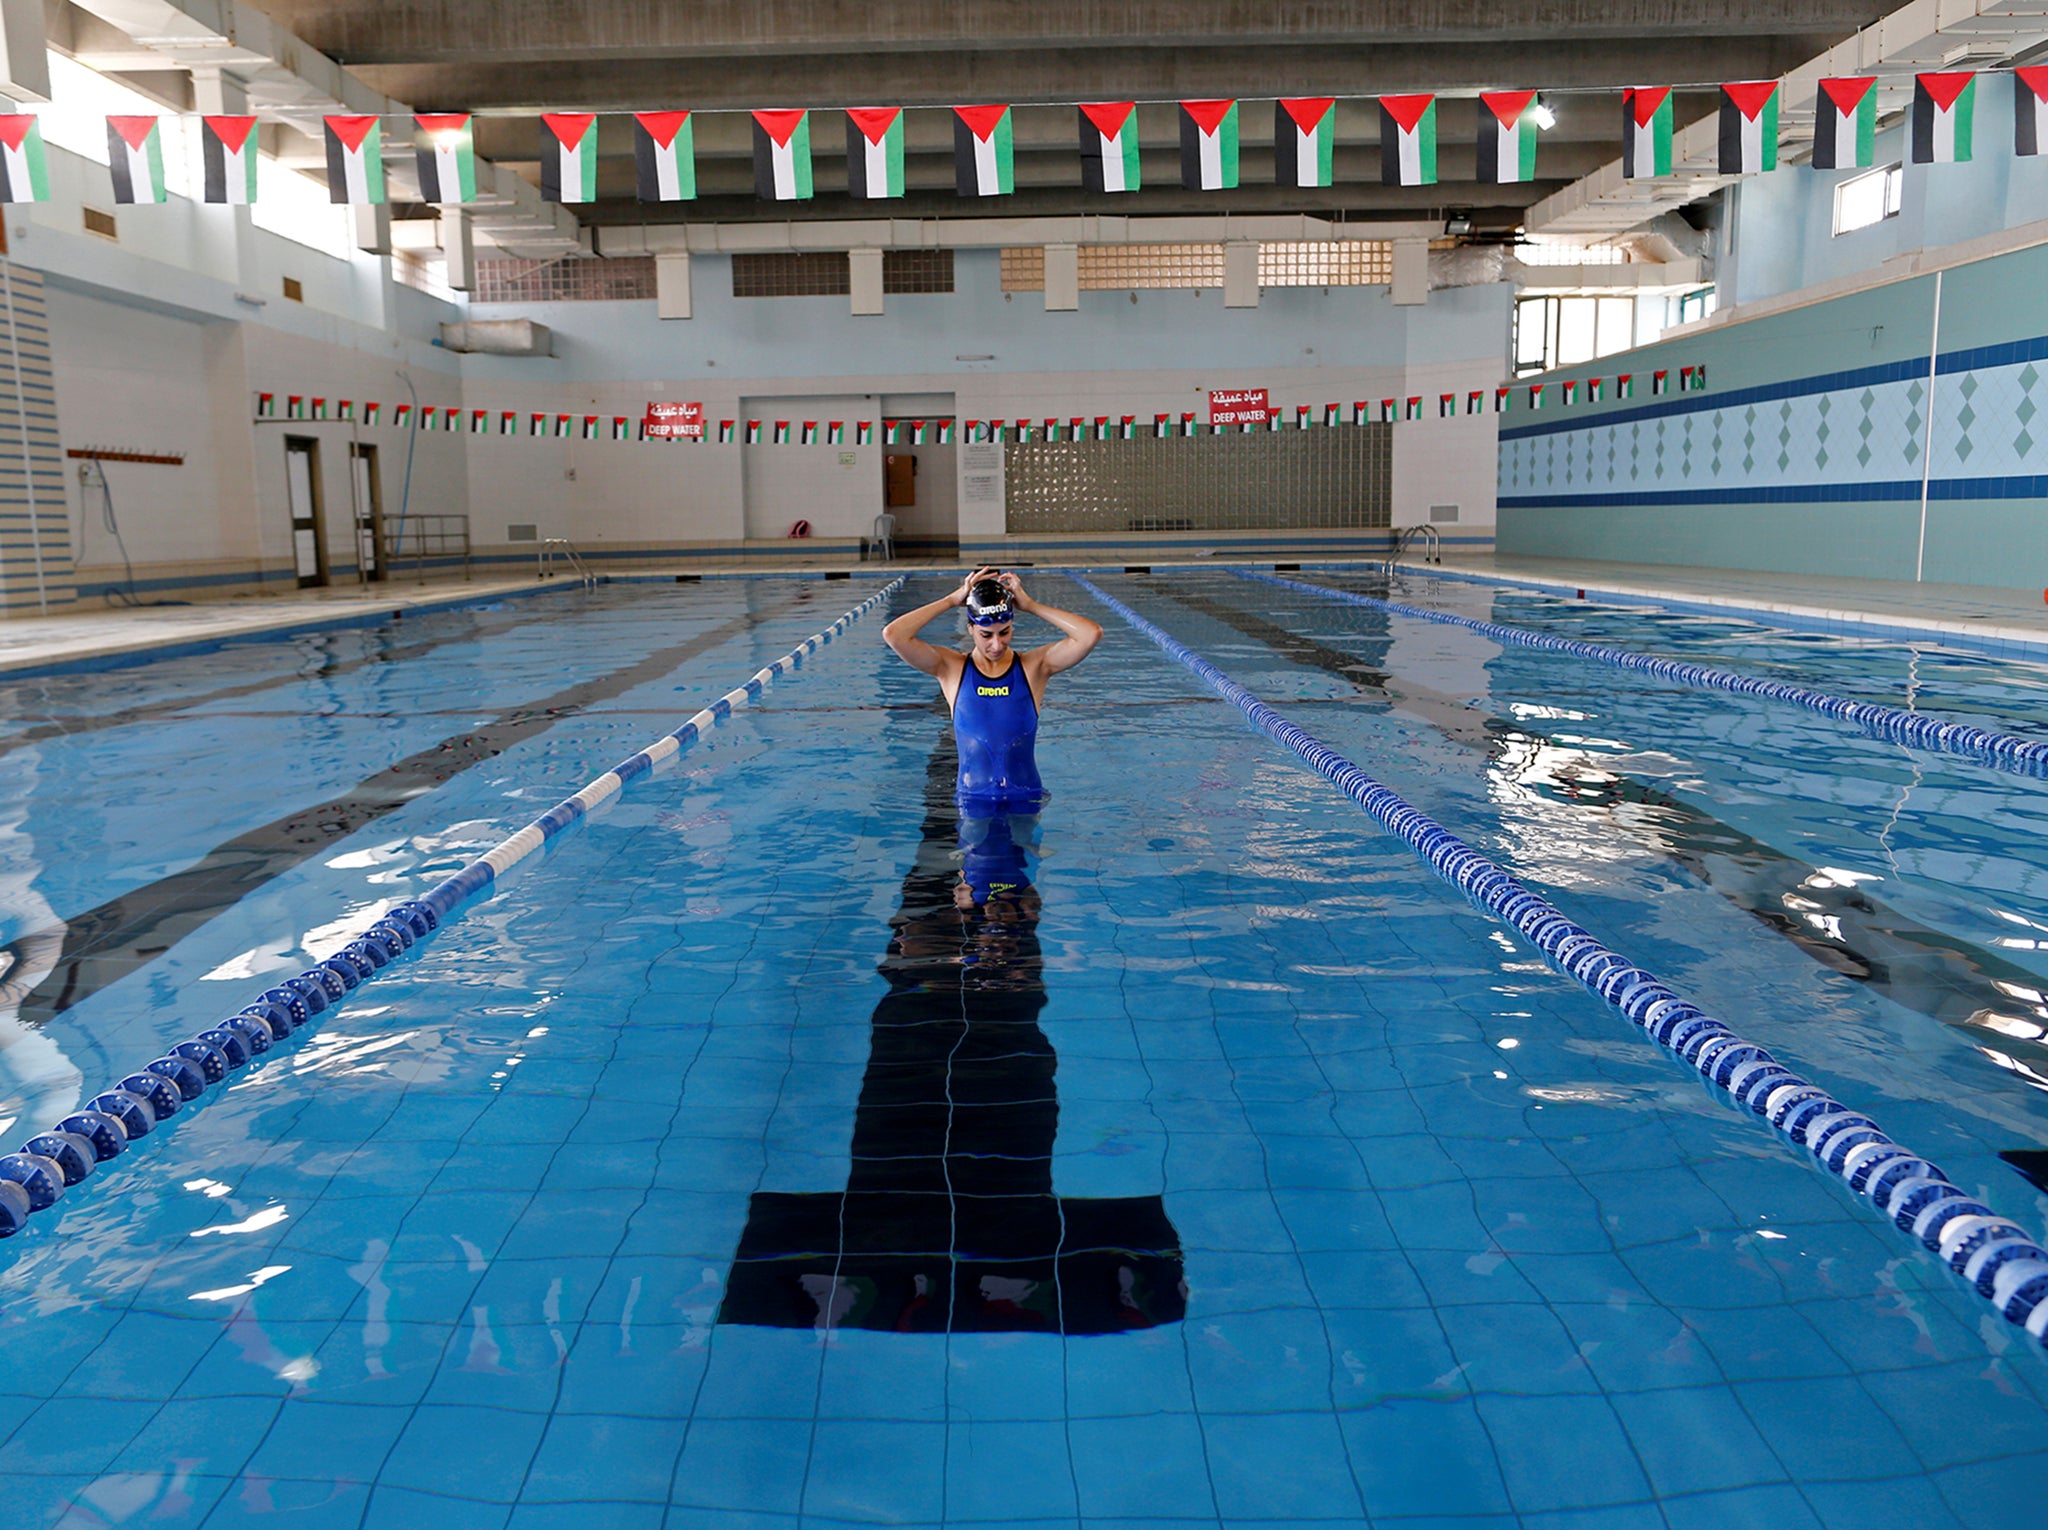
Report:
743,420,762,443
752,110,813,200
362,402,381,426
1120,416,1136,438
1405,397,1423,421
528,412,546,435
1181,412,1197,433
1154,414,1172,437
551,414,572,437
1528,384,1545,410
772,421,791,444
1813,77,1878,169
1323,403,1341,426
718,420,735,443
1266,412,1283,432
1494,387,1512,413
2018,68,2048,156
856,421,874,445
1913,72,1976,163
1689,363,1707,391
1477,91,1539,184
938,420,956,445
324,115,384,203
1378,399,1397,423
1275,98,1336,188
202,116,259,203
582,416,600,440
310,398,327,419
415,114,477,203
990,423,1007,443
106,116,166,204
1653,370,1670,395
1079,103,1141,193
884,419,901,443
1719,82,1779,174
827,421,844,444
0,116,47,204
633,112,696,202
417,405,434,430
845,108,904,199
910,420,928,444
954,105,1014,196
1438,394,1455,418
542,114,598,202
256,392,275,417
289,396,307,419
440,407,458,430
1617,374,1634,399
612,416,630,440
1379,95,1437,186
800,421,817,445
1180,100,1238,190
1560,381,1578,405
391,402,410,427
1622,88,1673,179
1467,390,1485,414
1585,379,1603,403
1679,366,1696,391
470,409,488,433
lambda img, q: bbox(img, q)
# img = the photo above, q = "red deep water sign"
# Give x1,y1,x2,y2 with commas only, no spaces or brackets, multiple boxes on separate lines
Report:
645,401,705,439
1208,388,1271,426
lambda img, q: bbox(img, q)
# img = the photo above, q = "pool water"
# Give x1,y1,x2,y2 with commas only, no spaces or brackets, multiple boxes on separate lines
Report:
4,568,2048,1528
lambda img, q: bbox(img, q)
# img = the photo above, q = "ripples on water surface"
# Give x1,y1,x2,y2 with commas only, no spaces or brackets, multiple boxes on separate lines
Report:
2,571,2048,1527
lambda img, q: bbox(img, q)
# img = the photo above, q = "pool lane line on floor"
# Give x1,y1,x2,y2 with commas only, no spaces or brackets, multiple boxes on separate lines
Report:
0,577,907,1244
1241,568,2048,780
3,584,822,1038
1071,572,2048,1351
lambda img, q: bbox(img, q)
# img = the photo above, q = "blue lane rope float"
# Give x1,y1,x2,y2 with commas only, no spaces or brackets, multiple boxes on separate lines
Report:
0,577,907,1241
1069,573,2048,1349
1236,568,2048,780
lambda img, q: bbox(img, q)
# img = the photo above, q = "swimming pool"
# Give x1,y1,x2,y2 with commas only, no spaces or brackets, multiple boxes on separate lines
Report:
4,566,2048,1527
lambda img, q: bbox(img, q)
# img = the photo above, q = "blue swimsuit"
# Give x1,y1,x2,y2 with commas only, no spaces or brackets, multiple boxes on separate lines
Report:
952,653,1045,806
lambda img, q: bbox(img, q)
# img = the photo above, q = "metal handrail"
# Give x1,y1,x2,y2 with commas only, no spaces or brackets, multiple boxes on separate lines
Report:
381,513,471,584
1391,524,1442,565
539,537,596,589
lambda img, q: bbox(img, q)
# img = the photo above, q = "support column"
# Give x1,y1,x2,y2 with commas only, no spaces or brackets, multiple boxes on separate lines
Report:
849,247,883,316
1223,240,1259,308
1391,237,1429,306
655,250,691,317
1044,243,1078,312
443,208,475,293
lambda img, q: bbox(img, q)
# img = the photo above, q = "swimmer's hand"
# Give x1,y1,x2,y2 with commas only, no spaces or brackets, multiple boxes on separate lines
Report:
997,570,1031,611
952,566,1001,606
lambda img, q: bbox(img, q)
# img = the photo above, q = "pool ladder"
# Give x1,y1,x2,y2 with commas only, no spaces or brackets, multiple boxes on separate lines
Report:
1391,524,1442,566
538,538,596,589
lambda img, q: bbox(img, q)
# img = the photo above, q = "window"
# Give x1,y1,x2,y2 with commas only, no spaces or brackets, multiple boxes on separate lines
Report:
81,206,116,240
1674,287,1717,325
281,275,303,302
1512,295,1642,376
1515,237,1627,267
1833,163,1902,236
882,249,954,293
1000,241,1392,293
37,53,191,198
733,252,851,297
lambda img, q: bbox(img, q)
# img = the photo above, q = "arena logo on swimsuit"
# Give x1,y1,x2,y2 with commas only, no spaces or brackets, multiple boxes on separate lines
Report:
976,683,1010,696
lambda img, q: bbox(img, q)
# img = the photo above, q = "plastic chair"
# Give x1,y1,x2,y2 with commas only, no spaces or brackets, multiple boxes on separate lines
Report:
869,512,897,562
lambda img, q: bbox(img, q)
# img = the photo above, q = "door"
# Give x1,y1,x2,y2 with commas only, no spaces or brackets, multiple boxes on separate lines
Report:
351,443,384,582
284,436,327,588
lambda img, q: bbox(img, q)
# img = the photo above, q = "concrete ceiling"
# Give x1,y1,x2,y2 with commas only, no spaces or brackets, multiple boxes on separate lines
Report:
226,0,1891,229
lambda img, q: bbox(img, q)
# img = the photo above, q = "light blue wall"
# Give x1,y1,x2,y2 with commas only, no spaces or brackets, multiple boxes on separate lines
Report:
1498,86,2048,591
1727,78,2048,307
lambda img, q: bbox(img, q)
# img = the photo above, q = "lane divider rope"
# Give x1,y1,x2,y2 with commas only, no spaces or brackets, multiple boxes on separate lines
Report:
1072,572,2048,1349
0,577,907,1240
1236,568,2048,779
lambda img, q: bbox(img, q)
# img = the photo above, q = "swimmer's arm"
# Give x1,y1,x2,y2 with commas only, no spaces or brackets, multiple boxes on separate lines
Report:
883,573,986,675
1015,592,1103,675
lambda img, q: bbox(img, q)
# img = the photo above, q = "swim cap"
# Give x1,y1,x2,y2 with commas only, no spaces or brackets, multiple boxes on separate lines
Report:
965,578,1013,627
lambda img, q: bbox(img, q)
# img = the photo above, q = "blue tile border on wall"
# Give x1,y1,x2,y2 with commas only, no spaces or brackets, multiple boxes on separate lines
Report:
1499,474,2048,511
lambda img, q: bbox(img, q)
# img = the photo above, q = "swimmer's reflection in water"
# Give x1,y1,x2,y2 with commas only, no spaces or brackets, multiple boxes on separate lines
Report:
719,744,1186,1334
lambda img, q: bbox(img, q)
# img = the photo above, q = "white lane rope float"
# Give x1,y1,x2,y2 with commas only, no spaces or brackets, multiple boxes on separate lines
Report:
1239,568,2048,778
0,577,907,1239
1072,572,2048,1351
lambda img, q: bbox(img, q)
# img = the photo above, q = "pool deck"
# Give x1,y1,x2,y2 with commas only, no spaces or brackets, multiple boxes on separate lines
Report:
7,553,2048,675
